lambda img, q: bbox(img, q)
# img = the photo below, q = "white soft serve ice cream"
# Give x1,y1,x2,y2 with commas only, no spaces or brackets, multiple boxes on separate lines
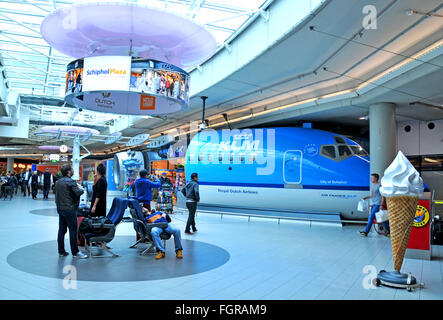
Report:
380,151,424,197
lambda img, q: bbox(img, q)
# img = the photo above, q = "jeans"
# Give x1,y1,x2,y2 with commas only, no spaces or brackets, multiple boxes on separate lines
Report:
57,209,80,255
364,205,391,234
185,201,197,232
43,183,51,199
151,224,183,253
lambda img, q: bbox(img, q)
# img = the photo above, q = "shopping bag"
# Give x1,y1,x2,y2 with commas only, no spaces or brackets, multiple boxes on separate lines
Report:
376,210,389,223
357,199,369,212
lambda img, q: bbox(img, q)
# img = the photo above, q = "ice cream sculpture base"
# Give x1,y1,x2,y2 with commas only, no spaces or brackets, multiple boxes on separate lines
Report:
374,151,425,291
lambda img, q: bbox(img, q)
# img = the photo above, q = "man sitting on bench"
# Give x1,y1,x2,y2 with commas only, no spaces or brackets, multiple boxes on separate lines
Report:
141,207,183,260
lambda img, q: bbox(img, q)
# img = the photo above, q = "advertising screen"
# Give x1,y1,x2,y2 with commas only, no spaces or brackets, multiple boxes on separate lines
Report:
82,56,132,92
130,58,189,104
65,59,83,94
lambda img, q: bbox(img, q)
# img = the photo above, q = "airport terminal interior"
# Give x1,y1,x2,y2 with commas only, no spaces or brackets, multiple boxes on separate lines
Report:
0,0,442,301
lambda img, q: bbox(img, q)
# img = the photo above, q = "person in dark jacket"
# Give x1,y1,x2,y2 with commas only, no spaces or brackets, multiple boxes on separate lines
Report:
90,163,107,217
29,171,40,199
141,208,183,260
42,168,53,199
182,172,200,234
135,169,161,210
55,164,87,259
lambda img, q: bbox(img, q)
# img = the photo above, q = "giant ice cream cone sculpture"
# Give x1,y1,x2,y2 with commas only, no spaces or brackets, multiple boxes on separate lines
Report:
380,151,424,272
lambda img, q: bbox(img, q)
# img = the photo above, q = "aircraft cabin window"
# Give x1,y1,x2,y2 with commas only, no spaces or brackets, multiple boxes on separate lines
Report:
334,136,346,144
338,145,352,159
320,145,336,160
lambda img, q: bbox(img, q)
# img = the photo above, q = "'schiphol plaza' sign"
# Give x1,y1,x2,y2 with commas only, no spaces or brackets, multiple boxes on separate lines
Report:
65,56,190,116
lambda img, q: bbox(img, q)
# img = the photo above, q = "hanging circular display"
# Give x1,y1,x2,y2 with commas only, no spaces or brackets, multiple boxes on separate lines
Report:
40,2,217,69
38,145,72,152
39,125,100,136
64,56,190,115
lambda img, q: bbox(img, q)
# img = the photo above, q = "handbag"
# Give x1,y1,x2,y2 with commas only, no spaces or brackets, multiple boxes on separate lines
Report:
376,210,389,223
357,199,369,212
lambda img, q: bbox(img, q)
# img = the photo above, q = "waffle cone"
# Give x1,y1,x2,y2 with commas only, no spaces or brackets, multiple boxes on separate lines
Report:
386,195,418,271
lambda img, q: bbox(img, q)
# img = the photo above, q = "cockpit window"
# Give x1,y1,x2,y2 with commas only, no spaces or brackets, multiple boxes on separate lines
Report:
338,145,352,159
319,136,368,162
321,146,336,159
350,145,368,156
334,136,346,144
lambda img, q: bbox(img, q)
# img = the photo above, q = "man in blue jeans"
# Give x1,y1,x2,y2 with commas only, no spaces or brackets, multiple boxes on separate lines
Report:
55,164,88,258
360,173,390,237
142,208,183,260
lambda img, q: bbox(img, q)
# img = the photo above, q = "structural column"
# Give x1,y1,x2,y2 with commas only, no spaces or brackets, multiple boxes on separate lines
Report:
369,102,397,178
6,157,14,174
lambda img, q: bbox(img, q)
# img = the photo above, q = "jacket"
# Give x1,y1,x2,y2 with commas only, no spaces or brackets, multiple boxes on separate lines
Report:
145,211,172,224
55,176,84,211
134,177,161,204
183,180,200,202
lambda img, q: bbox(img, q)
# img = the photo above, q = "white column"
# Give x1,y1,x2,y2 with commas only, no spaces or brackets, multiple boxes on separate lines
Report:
72,136,80,181
6,157,14,173
369,102,397,178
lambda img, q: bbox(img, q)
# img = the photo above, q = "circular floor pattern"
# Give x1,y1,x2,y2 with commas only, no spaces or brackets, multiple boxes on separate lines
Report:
30,208,58,216
7,236,230,282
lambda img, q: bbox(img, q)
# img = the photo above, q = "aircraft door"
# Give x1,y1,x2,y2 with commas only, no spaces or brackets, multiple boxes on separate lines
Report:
283,150,302,184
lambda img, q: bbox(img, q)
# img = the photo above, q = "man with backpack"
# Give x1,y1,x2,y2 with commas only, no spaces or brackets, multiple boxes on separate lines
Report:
182,172,200,235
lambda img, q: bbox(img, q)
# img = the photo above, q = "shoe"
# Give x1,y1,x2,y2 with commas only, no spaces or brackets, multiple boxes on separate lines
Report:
59,252,69,257
184,231,193,235
176,249,183,259
360,231,368,237
192,229,197,233
155,251,166,260
73,251,88,259
386,233,390,238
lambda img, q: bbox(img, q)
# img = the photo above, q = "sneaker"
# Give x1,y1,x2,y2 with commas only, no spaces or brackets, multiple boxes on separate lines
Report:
184,231,193,235
176,249,183,259
59,252,69,257
155,251,165,260
73,251,88,259
192,229,197,233
360,231,368,237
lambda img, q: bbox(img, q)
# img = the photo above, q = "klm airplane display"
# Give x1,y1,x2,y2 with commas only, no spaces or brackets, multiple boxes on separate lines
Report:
185,127,370,220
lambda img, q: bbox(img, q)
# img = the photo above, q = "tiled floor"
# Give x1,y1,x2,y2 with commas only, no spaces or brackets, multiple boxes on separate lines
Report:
0,193,442,300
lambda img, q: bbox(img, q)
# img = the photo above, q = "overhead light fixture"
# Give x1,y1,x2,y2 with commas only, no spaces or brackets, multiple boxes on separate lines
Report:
359,115,369,120
424,157,440,163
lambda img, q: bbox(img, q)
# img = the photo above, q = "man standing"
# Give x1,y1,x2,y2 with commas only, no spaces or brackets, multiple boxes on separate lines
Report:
55,164,87,258
43,168,53,199
182,172,200,235
360,173,391,237
23,168,31,196
134,169,161,210
29,171,40,199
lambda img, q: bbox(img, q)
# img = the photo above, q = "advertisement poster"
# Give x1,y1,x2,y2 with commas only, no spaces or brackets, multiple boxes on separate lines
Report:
130,58,189,103
65,59,83,95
